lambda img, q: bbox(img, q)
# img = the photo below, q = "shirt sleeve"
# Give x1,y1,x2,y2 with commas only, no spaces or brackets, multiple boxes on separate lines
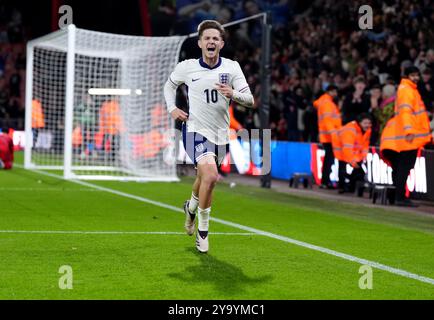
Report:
164,61,186,113
168,61,186,87
231,61,254,107
231,61,251,94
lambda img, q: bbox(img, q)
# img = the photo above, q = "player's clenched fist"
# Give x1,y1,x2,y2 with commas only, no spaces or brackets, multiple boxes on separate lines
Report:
170,107,188,121
215,83,233,98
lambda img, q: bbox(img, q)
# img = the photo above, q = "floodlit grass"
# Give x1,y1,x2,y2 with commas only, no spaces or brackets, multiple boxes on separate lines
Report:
0,152,433,299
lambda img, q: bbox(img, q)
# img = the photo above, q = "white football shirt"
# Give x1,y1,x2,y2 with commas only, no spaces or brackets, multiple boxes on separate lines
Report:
168,57,252,145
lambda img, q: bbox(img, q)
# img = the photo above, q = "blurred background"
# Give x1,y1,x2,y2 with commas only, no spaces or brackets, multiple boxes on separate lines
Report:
1,0,433,144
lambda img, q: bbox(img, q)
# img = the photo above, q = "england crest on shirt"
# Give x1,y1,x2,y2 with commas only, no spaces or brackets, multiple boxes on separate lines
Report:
219,73,229,85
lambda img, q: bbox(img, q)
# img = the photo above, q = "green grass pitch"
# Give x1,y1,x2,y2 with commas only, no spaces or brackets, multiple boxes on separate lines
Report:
1,152,434,299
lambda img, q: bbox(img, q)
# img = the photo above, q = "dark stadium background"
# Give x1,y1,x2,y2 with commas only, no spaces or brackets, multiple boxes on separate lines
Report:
1,0,433,141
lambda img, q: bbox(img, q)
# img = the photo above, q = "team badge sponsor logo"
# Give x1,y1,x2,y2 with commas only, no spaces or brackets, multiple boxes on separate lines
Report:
195,143,204,152
219,73,229,85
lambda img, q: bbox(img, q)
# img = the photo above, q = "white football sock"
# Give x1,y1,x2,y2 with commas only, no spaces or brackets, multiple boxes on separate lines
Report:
198,207,210,232
188,193,199,213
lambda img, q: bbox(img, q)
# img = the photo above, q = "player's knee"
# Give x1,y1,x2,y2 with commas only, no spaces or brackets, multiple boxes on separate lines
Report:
202,171,219,186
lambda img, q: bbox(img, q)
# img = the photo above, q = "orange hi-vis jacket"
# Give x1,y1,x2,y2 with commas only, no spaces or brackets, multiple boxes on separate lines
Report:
99,100,124,135
333,121,371,167
313,93,342,143
31,99,45,128
229,104,243,131
380,78,432,152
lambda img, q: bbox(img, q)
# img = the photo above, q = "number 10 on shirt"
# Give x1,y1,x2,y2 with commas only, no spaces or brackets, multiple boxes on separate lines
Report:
204,89,218,103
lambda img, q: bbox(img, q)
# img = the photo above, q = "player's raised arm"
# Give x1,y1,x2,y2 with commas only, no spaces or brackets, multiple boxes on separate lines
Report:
164,62,189,121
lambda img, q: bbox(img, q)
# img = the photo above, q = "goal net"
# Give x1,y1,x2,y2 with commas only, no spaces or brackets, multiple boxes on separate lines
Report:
25,25,186,181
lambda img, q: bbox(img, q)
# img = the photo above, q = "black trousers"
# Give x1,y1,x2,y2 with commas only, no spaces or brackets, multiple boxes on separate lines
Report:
381,149,418,201
338,161,365,191
321,143,334,186
102,134,120,160
32,128,39,147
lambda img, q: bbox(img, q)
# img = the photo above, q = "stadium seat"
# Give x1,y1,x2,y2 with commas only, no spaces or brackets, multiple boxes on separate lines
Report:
372,184,396,205
289,173,313,189
355,181,374,198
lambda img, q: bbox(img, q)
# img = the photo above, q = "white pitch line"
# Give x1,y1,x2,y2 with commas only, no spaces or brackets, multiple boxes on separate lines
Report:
0,230,256,236
18,165,434,287
0,187,101,192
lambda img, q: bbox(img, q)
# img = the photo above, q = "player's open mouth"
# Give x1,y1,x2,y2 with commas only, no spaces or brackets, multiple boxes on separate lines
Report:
207,47,216,52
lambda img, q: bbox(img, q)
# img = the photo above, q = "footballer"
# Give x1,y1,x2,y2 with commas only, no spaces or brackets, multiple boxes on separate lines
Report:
164,20,254,253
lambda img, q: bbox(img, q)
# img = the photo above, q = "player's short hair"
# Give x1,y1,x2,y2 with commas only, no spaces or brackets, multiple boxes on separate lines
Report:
197,20,225,40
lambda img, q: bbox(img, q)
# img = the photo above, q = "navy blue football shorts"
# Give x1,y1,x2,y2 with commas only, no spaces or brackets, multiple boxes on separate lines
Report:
182,123,229,167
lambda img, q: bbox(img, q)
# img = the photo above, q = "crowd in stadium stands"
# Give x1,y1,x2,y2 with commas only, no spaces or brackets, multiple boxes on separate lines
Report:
172,0,434,146
1,0,434,149
231,0,434,146
0,4,26,131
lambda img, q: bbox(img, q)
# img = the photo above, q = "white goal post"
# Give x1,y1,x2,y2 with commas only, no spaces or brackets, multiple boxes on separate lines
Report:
25,24,186,181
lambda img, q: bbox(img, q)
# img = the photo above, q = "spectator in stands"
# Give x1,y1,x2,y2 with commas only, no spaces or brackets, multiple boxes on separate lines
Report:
425,49,434,73
276,114,288,141
0,76,8,119
75,93,96,158
419,68,434,114
302,103,318,142
283,92,299,141
176,0,216,34
368,84,382,145
313,84,341,189
98,97,123,159
372,84,396,144
8,69,20,97
151,0,176,36
7,8,23,43
31,98,44,148
235,0,262,47
341,76,371,125
334,113,372,194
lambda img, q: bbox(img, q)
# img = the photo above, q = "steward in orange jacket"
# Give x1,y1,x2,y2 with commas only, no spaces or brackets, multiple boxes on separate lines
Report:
31,99,45,129
333,114,372,193
229,104,243,131
380,66,432,207
98,99,123,158
313,84,341,188
99,99,123,136
31,99,45,148
380,83,431,153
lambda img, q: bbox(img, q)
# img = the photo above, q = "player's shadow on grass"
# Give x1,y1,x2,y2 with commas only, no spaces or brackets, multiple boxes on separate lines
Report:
168,248,273,296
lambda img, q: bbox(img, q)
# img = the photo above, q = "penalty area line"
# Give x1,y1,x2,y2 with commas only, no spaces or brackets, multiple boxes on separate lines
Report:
19,165,434,287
